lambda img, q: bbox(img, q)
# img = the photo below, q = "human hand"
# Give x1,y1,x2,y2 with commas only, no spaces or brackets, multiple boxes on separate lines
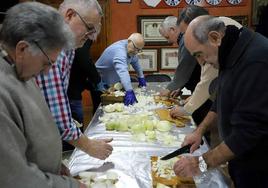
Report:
170,89,182,98
182,130,202,153
183,96,191,104
79,182,87,188
124,90,138,105
169,106,189,119
138,77,146,87
86,138,113,160
159,89,170,97
173,156,200,177
60,163,71,176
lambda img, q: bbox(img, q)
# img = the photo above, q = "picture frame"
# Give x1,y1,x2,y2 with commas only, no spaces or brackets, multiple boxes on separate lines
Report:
129,49,158,72
137,15,171,46
161,48,179,70
117,0,131,3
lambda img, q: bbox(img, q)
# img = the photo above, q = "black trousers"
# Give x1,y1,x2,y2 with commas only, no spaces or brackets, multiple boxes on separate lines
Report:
229,161,268,188
192,99,213,145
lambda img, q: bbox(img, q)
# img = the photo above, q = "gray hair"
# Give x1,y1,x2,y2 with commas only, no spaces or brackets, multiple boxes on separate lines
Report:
160,16,178,30
192,16,226,44
177,5,209,25
0,2,74,54
59,0,103,17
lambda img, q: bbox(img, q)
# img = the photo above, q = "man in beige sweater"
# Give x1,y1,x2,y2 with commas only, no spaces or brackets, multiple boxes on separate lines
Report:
170,13,242,119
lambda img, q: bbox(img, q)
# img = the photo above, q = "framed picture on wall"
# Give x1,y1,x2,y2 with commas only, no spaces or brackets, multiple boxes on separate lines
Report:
137,15,171,46
161,48,179,69
129,49,158,72
117,0,132,3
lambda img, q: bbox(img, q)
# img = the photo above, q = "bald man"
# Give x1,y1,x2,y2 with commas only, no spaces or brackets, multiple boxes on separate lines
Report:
96,33,146,105
174,15,268,188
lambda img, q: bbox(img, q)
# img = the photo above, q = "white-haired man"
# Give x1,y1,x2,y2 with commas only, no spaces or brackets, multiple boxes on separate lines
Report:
36,0,113,160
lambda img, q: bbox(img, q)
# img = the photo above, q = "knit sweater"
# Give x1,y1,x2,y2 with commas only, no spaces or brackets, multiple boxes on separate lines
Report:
0,57,79,188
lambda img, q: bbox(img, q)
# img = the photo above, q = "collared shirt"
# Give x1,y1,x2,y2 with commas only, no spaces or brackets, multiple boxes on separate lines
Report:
36,49,82,141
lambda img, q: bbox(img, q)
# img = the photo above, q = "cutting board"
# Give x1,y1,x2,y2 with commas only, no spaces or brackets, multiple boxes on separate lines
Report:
151,156,195,188
154,96,180,107
101,93,124,105
155,109,190,127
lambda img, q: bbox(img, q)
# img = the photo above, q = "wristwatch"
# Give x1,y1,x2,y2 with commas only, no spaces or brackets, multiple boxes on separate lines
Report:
198,156,208,173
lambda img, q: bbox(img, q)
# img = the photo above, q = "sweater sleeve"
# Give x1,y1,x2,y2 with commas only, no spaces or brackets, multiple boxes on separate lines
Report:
167,42,197,91
130,56,144,78
113,56,133,91
0,112,79,188
184,64,218,114
224,62,268,157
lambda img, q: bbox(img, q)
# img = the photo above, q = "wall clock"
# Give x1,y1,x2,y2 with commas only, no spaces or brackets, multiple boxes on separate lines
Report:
205,0,222,5
185,0,203,5
164,0,181,6
227,0,242,5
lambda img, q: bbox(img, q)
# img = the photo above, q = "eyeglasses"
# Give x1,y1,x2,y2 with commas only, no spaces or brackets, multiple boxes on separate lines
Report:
34,41,53,66
130,40,143,53
73,9,96,36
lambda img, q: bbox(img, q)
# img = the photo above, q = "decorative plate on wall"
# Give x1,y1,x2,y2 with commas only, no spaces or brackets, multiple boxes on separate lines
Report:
185,0,203,5
164,0,181,6
205,0,222,5
227,0,243,5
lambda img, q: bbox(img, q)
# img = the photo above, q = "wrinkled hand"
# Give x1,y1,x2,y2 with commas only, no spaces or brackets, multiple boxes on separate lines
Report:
159,89,170,97
170,89,182,98
86,138,113,160
124,90,138,106
170,106,188,119
182,131,202,153
138,77,146,87
60,163,71,176
79,182,87,188
184,96,191,104
173,156,200,177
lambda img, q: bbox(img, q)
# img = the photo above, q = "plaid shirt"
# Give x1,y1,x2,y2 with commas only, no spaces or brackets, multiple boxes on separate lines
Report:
36,49,82,141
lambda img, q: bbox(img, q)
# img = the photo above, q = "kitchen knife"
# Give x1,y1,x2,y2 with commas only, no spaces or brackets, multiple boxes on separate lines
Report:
160,144,191,160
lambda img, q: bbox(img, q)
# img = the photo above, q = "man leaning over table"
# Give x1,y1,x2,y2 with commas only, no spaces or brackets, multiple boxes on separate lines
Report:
0,2,87,187
95,33,147,106
169,13,243,122
173,15,268,188
35,0,113,160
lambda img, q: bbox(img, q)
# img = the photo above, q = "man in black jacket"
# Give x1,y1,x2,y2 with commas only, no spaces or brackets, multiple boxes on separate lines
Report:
68,39,102,124
174,15,268,188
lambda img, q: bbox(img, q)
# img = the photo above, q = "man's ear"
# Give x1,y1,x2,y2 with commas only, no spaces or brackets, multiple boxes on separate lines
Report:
64,8,75,23
15,41,29,62
208,31,222,47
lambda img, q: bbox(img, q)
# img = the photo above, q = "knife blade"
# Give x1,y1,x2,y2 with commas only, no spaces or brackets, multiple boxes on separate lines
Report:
160,144,191,160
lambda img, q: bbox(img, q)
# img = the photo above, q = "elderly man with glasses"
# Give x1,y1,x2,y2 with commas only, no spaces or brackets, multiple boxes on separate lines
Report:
96,33,146,106
35,0,113,160
0,2,89,187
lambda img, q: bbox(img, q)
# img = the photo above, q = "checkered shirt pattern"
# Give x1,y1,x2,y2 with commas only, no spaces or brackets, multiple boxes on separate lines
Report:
36,49,82,141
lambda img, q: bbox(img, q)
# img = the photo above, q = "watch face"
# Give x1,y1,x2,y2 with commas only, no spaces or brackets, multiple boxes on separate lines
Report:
227,0,242,5
164,0,181,6
205,0,222,5
185,0,203,5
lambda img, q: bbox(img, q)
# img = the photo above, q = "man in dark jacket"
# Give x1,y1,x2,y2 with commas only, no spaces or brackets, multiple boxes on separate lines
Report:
68,39,102,124
174,15,268,188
